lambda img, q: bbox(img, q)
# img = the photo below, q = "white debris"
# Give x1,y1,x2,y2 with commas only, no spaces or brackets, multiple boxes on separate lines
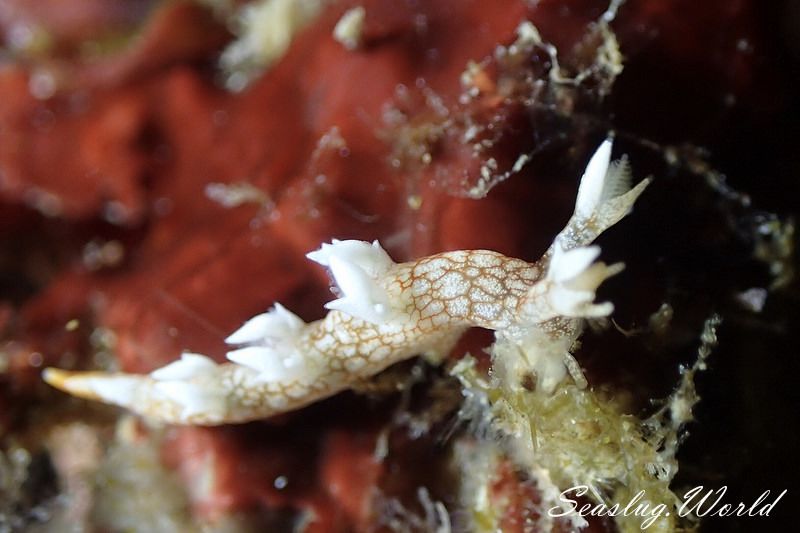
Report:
333,6,365,50
221,0,327,90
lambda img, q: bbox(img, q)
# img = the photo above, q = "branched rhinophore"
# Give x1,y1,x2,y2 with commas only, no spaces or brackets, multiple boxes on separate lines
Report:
43,140,649,425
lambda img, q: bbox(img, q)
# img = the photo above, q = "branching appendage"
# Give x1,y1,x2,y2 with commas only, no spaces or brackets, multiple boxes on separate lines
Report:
43,140,649,425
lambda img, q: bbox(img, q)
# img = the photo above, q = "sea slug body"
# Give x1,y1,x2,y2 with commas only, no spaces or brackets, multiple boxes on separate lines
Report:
43,140,649,425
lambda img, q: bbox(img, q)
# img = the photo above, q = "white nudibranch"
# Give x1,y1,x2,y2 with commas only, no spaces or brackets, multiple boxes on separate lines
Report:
43,140,650,425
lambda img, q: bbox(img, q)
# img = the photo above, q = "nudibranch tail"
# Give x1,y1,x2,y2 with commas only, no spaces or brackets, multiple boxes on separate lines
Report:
44,360,231,424
43,367,142,406
42,140,650,425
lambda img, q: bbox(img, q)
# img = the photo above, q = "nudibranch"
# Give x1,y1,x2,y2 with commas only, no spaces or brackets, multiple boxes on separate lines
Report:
43,140,649,425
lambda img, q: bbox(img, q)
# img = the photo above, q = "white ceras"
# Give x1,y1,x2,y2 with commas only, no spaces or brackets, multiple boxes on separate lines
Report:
43,140,649,425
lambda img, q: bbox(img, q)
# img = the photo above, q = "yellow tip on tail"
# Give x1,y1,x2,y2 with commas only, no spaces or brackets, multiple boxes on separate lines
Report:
43,367,111,402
